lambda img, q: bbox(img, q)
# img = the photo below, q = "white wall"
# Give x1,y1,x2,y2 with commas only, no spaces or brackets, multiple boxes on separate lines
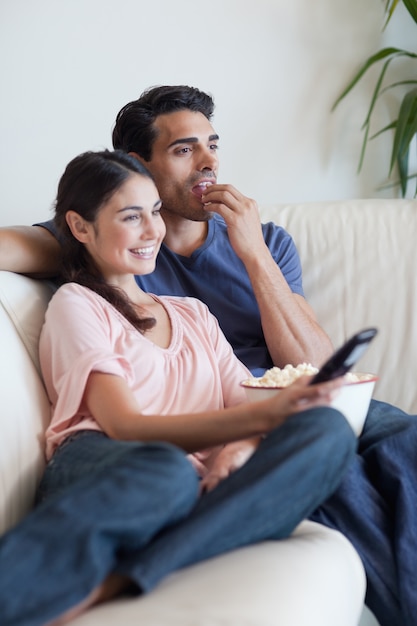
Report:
0,0,415,225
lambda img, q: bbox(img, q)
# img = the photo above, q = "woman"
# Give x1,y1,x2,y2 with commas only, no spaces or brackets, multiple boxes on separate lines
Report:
0,150,355,626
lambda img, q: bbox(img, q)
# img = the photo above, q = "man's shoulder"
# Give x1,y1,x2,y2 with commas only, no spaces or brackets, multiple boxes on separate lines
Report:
33,218,61,241
206,215,296,273
261,219,292,242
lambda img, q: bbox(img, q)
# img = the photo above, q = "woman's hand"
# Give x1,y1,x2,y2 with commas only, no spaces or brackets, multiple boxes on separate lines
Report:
196,376,343,493
200,438,261,493
264,375,343,426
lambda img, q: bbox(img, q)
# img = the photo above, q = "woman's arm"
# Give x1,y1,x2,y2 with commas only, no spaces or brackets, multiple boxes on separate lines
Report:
0,225,61,277
84,370,343,452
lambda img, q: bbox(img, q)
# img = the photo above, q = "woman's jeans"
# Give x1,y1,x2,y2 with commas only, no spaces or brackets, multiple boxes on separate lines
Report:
311,399,417,626
0,407,355,626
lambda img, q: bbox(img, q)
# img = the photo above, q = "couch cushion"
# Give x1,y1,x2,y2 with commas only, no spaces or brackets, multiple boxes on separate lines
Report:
0,271,367,626
260,199,417,414
0,271,53,533
65,521,366,626
0,270,55,375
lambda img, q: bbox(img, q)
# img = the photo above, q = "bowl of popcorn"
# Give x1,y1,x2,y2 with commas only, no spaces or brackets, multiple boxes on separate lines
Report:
241,363,378,436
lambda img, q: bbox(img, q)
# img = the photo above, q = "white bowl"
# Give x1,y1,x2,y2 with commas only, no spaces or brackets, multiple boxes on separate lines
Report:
240,374,378,436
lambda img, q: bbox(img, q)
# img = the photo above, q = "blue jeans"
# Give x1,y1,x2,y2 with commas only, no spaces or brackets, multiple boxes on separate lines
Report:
311,399,417,626
0,407,355,626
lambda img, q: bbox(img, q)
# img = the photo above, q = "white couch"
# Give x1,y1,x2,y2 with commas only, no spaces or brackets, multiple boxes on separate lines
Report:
4,197,413,626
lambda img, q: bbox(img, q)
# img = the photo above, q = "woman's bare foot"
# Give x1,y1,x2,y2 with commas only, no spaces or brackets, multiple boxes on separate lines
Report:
45,573,132,626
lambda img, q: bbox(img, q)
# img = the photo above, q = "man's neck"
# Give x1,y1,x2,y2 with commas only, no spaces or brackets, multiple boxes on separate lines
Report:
161,212,209,257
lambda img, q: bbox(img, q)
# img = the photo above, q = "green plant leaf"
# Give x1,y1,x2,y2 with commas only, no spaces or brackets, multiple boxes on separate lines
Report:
332,48,416,110
390,87,417,174
358,123,371,173
384,0,417,27
403,0,417,24
357,56,399,167
332,3,417,196
377,172,417,193
398,147,409,196
383,0,400,29
370,120,397,140
362,57,394,128
379,79,417,95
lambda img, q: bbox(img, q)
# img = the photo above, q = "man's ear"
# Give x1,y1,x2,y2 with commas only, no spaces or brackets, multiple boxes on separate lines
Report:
129,151,147,167
65,211,91,243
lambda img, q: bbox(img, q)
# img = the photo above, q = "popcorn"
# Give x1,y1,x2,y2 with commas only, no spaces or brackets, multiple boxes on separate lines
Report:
344,371,376,384
243,363,375,388
243,363,318,388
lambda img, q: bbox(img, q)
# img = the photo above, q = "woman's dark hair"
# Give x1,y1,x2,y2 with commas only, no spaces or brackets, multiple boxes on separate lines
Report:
112,85,215,161
54,149,156,332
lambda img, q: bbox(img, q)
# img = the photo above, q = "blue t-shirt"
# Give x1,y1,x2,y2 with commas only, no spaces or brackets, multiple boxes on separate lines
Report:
38,215,303,376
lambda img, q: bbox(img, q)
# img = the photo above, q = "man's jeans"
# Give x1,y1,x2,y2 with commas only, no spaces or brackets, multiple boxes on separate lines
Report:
311,399,417,626
0,407,355,626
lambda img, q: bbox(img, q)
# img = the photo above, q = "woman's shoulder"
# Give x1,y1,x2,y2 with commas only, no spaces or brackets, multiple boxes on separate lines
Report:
47,283,105,318
50,282,93,304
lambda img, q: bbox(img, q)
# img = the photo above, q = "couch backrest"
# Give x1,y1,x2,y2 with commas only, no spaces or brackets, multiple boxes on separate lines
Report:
260,199,417,415
0,271,54,534
1,198,416,534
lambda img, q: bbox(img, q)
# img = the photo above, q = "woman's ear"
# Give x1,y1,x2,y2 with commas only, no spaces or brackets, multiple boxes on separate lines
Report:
65,211,91,243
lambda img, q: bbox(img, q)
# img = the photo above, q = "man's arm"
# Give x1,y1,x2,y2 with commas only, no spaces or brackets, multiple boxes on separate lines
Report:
202,184,333,368
0,225,61,278
243,250,333,367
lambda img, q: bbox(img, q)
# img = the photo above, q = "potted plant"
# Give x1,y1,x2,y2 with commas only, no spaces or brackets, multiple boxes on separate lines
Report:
333,0,417,197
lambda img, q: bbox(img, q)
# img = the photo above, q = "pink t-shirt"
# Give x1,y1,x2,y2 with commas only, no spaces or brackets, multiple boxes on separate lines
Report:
39,283,251,467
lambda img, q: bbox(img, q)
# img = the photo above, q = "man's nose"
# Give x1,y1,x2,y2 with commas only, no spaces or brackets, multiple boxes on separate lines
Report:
197,146,218,172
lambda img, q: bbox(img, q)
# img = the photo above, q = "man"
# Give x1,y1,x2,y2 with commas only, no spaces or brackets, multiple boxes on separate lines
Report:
1,85,416,626
0,86,332,376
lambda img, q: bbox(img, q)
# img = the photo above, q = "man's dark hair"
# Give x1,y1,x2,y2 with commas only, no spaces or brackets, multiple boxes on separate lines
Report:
112,85,215,161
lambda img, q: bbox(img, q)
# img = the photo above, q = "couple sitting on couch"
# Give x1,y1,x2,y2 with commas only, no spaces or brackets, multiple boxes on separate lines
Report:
0,84,415,626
